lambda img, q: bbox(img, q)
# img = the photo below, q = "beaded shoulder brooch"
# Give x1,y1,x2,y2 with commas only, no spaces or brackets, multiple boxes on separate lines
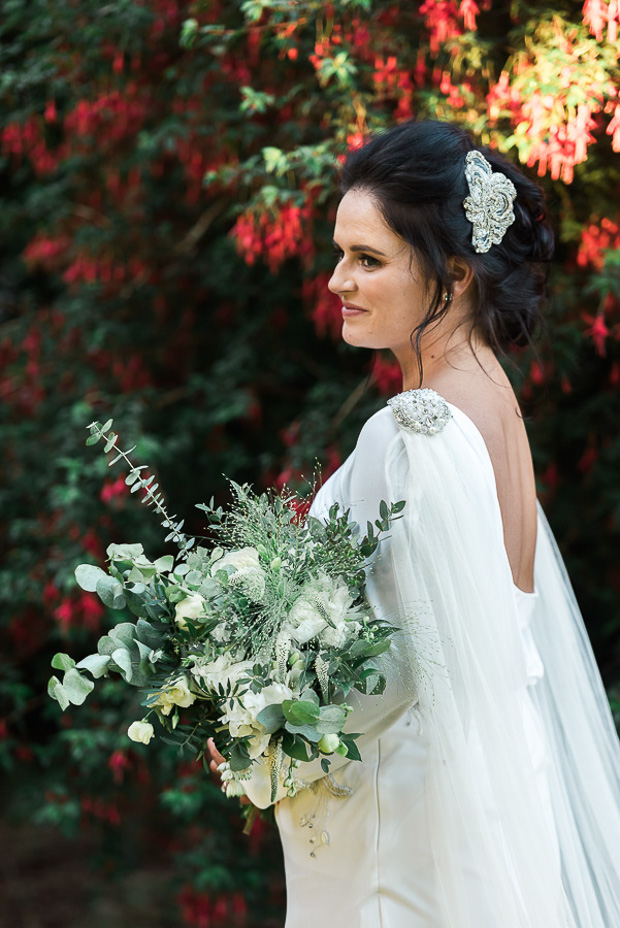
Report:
387,388,452,435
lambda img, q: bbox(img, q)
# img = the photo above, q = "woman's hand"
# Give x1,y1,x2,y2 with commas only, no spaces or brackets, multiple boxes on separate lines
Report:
206,737,251,805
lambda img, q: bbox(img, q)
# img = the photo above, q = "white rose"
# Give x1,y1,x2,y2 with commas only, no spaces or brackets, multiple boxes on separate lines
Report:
127,720,155,744
174,593,206,630
152,676,196,716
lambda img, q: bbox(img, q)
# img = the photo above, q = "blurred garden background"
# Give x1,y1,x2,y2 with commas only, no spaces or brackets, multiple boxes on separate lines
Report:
1,0,620,924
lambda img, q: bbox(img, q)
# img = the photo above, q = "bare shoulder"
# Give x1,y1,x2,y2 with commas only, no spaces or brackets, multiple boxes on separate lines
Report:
428,363,525,449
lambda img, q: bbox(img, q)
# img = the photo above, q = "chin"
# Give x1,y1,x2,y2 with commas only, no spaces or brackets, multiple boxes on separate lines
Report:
341,323,386,351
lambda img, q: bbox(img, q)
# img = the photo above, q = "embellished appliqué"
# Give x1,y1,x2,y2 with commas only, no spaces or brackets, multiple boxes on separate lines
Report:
387,388,452,435
463,150,517,254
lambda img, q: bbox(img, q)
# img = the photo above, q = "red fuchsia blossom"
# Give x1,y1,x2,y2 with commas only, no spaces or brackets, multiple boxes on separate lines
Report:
577,217,620,270
302,273,343,340
231,203,315,274
581,312,610,356
108,749,131,785
420,0,463,55
371,354,403,396
80,796,121,826
100,475,129,506
605,103,620,151
583,0,620,42
53,592,104,634
23,233,72,271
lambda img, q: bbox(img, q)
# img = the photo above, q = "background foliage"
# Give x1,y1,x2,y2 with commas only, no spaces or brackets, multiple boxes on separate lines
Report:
1,0,619,923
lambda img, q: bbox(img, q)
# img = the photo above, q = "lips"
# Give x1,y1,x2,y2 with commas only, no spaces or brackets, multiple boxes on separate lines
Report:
342,303,367,316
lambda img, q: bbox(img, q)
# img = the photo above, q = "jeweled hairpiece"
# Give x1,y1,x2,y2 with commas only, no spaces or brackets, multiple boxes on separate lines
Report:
463,150,517,254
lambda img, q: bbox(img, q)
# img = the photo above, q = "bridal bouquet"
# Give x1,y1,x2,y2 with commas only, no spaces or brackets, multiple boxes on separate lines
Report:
48,420,405,802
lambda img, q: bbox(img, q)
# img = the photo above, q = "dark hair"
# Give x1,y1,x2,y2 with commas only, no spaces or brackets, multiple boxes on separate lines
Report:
340,120,554,387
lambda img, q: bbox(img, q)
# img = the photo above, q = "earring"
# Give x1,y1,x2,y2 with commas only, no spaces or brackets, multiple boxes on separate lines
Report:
443,291,453,303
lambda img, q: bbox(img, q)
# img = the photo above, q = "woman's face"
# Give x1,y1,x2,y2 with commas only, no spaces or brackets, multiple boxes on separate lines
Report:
328,188,430,357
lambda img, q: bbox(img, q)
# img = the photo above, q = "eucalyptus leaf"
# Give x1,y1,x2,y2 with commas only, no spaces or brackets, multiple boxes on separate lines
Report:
95,575,126,609
62,668,95,705
51,653,76,672
48,676,70,711
284,720,320,742
110,647,133,683
76,653,110,678
256,703,286,733
75,563,108,592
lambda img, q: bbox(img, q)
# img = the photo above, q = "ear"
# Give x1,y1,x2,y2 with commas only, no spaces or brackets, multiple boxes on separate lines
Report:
448,257,474,299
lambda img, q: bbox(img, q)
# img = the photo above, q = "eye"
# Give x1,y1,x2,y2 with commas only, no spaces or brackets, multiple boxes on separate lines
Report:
332,245,344,262
359,253,381,269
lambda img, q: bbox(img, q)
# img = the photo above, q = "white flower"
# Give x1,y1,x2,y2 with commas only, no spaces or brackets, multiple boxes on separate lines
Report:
288,573,361,647
127,720,155,744
214,545,261,573
174,593,206,630
320,618,361,650
219,681,292,760
191,653,252,693
152,676,196,716
212,546,266,602
318,733,340,754
288,599,327,645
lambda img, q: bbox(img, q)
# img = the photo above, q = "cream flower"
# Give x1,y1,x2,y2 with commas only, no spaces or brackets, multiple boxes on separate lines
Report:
152,676,196,716
212,546,267,602
127,720,155,744
191,653,252,693
174,593,206,630
219,681,292,760
288,599,327,645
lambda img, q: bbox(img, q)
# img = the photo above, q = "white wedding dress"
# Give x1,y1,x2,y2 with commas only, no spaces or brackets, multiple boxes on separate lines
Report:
244,388,620,928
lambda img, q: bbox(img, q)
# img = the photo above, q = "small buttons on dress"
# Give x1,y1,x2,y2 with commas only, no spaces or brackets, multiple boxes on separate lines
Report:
387,388,452,435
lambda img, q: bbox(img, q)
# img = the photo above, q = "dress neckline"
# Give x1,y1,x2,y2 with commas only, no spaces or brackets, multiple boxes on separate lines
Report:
388,388,539,599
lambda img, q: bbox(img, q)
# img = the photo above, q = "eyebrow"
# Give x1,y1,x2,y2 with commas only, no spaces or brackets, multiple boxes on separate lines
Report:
332,240,388,257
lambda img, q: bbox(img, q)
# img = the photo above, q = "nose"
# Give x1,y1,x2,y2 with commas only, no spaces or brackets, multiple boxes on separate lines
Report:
328,260,356,296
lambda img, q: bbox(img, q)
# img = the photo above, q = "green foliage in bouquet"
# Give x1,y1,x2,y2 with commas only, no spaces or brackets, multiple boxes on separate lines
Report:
49,421,405,802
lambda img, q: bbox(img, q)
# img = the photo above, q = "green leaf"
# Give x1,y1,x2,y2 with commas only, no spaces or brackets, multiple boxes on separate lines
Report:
111,647,133,683
76,653,110,679
47,676,70,711
392,500,406,514
229,741,251,772
96,575,126,609
341,737,362,762
282,699,320,725
154,555,174,573
282,731,311,762
256,703,286,733
101,418,113,432
62,668,95,705
75,563,108,592
284,721,320,742
51,653,76,672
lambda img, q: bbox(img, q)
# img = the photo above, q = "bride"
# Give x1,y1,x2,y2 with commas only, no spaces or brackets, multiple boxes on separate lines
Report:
207,120,620,927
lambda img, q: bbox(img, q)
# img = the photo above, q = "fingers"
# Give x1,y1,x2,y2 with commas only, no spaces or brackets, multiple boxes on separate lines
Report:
206,737,225,775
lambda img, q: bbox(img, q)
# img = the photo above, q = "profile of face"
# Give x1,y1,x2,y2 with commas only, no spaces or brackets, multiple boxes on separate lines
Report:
328,188,431,358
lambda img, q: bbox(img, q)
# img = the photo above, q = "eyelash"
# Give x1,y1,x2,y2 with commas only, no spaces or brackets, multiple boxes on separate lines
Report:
332,248,381,270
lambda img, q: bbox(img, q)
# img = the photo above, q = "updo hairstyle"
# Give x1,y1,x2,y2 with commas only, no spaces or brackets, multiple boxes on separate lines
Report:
340,120,554,387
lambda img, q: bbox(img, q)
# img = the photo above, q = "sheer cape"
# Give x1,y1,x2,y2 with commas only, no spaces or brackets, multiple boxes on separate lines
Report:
244,389,620,927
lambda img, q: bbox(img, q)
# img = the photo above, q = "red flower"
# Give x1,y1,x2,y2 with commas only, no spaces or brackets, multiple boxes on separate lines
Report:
581,312,609,356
